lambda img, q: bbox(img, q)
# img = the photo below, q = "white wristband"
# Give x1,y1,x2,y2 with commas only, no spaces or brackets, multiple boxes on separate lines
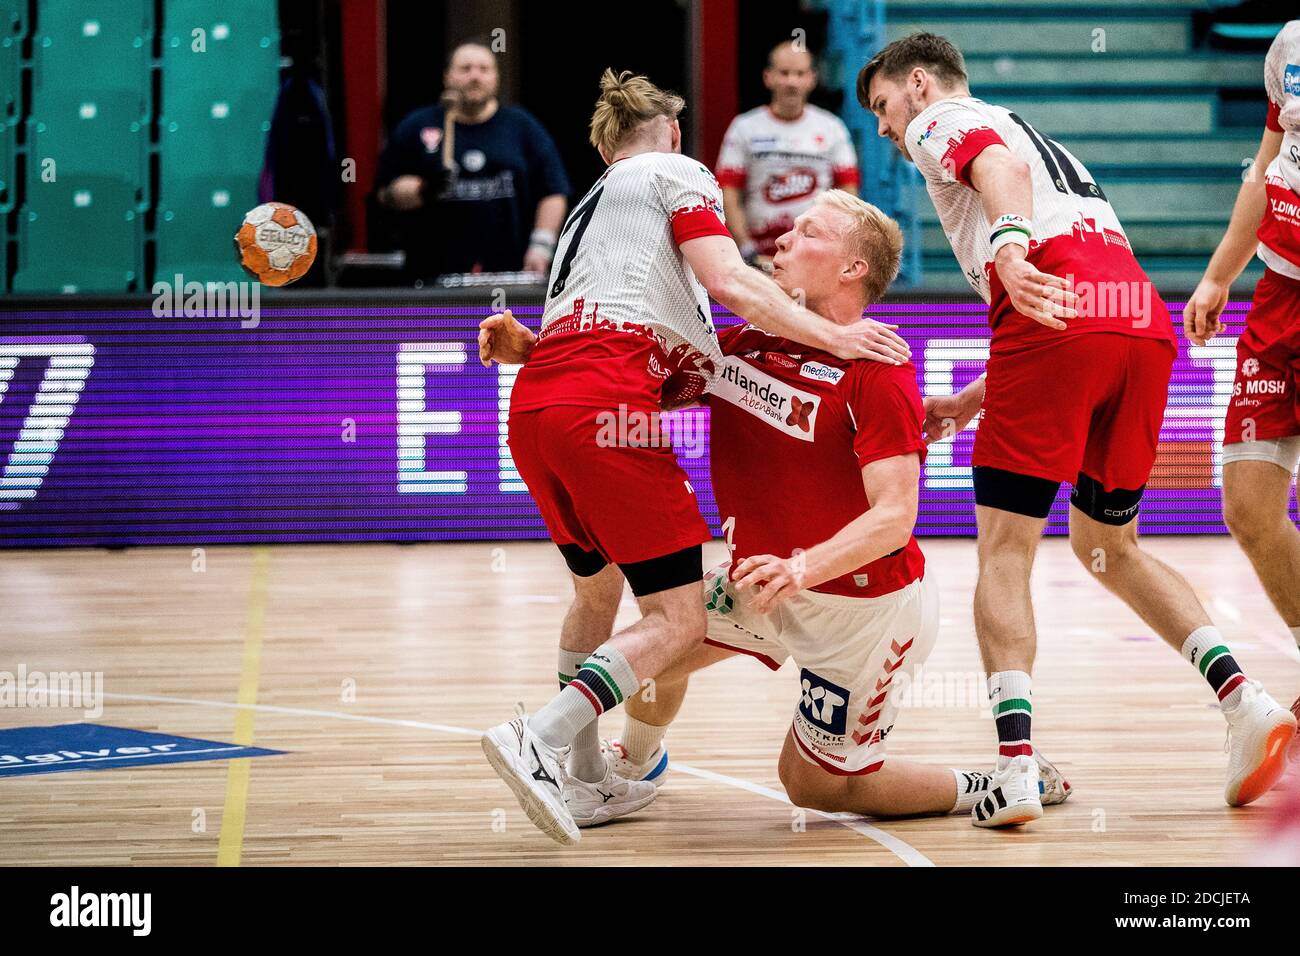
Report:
990,229,1031,257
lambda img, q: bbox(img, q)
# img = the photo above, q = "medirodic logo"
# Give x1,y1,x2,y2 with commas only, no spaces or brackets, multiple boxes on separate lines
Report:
799,360,844,385
713,356,819,441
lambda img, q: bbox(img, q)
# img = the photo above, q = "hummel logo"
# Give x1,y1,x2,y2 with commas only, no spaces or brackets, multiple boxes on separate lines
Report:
786,396,814,432
529,744,558,790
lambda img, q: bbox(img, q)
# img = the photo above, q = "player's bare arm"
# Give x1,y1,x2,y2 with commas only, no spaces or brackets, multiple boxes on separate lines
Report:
680,233,911,364
967,145,1078,330
1185,126,1284,345
721,186,754,252
523,194,568,274
732,451,920,613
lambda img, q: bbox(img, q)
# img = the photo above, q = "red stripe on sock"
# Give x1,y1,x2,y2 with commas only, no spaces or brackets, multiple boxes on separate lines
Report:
999,743,1033,758
1217,673,1246,701
569,679,603,715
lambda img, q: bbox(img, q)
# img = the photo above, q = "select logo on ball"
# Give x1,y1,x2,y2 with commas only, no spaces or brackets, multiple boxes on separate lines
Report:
235,202,318,286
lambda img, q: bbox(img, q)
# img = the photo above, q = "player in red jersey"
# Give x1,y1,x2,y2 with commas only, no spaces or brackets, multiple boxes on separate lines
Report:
1185,21,1300,754
608,190,1072,818
476,70,911,845
860,32,1295,826
488,191,1073,820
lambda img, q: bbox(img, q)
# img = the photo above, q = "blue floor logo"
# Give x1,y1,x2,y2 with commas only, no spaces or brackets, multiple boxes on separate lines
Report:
0,723,282,777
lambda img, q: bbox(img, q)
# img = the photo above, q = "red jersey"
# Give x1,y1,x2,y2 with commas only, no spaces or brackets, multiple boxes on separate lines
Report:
708,325,926,598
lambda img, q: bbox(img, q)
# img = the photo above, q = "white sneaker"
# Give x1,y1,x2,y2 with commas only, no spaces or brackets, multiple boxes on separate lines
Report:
481,714,580,846
1034,749,1072,806
565,761,657,828
604,739,670,788
1223,680,1297,807
972,755,1043,828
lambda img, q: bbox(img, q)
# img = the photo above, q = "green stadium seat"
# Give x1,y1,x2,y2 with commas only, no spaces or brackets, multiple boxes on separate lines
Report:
12,181,141,292
155,174,261,284
156,1,278,282
30,0,151,98
0,0,23,216
28,91,149,186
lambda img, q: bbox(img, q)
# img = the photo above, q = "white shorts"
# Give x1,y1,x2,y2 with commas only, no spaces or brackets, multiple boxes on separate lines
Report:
702,564,940,776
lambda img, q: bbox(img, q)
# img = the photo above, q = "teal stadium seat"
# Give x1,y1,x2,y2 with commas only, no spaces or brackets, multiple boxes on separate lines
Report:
0,0,24,216
11,0,151,292
156,0,279,283
30,0,151,97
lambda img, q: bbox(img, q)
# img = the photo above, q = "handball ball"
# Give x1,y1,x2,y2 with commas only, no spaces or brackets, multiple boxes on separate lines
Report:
235,202,317,286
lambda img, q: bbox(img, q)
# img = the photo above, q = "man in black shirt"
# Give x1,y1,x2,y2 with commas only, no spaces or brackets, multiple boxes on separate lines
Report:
375,41,570,280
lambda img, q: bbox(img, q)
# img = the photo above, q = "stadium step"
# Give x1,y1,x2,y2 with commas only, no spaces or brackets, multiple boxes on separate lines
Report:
964,53,1268,91
886,16,1190,55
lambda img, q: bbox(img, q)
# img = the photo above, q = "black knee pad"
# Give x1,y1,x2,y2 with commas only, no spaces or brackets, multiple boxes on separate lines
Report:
619,544,703,597
972,466,1060,519
1070,472,1145,525
557,543,608,577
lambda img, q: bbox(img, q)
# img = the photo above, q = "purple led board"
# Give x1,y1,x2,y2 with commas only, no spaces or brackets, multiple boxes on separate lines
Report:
0,299,1283,547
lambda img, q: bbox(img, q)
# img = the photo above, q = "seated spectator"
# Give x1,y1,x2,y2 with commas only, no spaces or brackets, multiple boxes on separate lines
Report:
374,39,570,281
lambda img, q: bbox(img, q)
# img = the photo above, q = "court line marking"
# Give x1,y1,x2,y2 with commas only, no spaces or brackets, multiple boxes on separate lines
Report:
86,689,934,867
216,546,271,868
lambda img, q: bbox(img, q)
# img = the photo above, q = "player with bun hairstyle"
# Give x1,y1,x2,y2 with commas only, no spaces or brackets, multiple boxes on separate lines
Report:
478,69,913,845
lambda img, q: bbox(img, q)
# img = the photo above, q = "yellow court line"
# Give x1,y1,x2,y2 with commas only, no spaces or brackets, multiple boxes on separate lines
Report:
216,546,271,867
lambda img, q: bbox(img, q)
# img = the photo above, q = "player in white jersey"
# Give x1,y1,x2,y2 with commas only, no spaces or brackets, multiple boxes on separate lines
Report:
859,32,1295,826
1185,21,1300,752
477,69,911,845
717,41,860,265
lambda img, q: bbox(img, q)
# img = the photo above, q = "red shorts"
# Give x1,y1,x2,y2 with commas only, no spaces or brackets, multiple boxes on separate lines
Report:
974,332,1175,490
1224,269,1300,445
506,404,711,565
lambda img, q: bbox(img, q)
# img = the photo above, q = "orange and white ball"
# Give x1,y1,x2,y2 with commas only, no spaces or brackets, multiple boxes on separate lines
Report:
235,202,317,286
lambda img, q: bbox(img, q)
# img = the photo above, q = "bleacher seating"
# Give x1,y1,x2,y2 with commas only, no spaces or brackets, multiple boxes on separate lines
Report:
156,0,279,284
1,0,279,294
855,0,1274,292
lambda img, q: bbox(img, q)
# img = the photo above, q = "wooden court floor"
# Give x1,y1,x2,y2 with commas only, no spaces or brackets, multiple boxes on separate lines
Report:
1,538,1297,866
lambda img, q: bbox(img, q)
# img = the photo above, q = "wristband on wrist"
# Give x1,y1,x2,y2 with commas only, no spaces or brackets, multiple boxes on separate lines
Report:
989,213,1032,255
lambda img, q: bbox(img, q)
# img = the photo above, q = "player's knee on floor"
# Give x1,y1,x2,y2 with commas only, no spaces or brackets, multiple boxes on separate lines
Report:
778,756,849,813
1069,471,1144,528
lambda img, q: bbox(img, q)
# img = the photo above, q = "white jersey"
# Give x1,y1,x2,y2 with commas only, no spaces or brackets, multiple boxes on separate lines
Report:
716,105,859,256
538,151,728,401
1259,20,1300,278
905,96,1129,302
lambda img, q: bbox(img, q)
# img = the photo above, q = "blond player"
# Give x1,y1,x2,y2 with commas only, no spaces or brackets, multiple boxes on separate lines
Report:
477,70,910,845
602,191,1071,820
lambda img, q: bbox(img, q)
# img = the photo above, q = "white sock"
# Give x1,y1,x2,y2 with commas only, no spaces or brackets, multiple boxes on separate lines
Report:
987,670,1033,771
531,643,640,750
1181,625,1247,711
951,769,993,813
559,648,605,784
622,714,668,765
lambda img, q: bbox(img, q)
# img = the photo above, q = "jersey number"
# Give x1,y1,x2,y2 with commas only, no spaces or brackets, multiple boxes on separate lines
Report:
1006,113,1106,202
550,185,605,298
